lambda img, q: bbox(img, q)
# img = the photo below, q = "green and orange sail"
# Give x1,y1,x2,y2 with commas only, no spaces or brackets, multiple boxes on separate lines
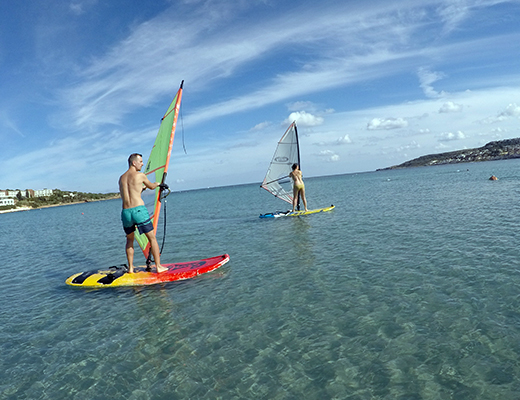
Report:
135,81,184,262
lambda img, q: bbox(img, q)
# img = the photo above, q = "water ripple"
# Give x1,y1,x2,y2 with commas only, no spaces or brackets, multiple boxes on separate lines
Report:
2,161,520,398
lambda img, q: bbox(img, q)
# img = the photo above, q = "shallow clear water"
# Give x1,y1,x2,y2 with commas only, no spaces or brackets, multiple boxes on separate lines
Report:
2,159,520,399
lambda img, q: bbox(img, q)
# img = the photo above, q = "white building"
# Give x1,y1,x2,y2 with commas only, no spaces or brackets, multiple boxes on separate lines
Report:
0,190,18,198
33,189,53,197
1,188,54,199
0,198,15,206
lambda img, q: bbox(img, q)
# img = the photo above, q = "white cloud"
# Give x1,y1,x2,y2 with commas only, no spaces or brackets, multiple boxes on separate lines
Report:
490,127,507,133
336,134,352,144
312,133,351,147
439,131,466,141
316,150,340,162
418,67,447,98
436,1,471,35
284,111,324,127
435,142,449,150
499,103,520,118
367,117,408,130
479,102,520,123
439,101,463,113
396,140,420,152
251,121,271,131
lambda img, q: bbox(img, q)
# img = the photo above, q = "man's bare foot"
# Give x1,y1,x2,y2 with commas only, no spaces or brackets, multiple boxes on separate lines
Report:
128,267,134,274
156,265,168,273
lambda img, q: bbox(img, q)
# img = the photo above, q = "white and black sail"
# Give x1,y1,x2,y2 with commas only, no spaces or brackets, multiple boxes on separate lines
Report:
261,121,300,205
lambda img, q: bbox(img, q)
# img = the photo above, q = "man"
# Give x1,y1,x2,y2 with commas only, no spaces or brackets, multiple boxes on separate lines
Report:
289,163,308,212
119,153,168,273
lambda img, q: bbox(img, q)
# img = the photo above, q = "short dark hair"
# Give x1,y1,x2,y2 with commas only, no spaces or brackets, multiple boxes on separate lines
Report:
292,163,298,170
128,153,142,167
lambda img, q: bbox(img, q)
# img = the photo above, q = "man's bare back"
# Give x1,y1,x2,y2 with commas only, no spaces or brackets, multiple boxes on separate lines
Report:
119,170,148,209
119,154,157,209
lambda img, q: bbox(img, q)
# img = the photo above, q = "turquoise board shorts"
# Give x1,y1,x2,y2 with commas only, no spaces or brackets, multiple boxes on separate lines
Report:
121,205,153,235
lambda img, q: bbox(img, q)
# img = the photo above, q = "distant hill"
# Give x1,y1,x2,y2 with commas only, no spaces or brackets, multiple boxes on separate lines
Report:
378,138,520,170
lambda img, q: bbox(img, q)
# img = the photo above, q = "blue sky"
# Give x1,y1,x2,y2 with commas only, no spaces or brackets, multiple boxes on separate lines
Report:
2,0,520,193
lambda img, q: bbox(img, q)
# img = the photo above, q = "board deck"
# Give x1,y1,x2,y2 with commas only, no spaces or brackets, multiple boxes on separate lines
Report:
66,254,230,288
259,205,335,218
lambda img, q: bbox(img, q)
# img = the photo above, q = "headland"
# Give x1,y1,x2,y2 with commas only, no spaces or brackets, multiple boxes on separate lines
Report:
378,138,520,170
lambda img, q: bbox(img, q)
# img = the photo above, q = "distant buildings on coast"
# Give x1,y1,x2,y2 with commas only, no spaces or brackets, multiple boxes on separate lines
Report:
0,188,54,206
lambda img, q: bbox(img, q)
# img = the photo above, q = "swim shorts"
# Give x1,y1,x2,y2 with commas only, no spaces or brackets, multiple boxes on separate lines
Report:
121,205,153,235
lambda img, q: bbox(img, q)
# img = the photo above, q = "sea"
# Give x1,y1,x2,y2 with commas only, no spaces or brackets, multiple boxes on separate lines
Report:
1,158,520,400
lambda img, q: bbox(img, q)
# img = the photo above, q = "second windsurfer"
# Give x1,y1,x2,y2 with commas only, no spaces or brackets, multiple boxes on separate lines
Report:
289,163,308,212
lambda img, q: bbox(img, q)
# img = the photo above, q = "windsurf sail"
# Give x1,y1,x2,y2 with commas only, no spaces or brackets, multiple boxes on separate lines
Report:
261,121,300,205
135,81,184,263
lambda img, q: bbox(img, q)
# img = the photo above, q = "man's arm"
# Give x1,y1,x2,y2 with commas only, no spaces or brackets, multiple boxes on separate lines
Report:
141,173,160,191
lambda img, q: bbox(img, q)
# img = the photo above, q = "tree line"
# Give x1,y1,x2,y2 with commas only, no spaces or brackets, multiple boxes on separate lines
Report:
1,189,119,211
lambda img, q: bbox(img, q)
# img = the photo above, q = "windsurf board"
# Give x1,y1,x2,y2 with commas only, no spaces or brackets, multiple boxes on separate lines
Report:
259,205,335,218
66,254,230,288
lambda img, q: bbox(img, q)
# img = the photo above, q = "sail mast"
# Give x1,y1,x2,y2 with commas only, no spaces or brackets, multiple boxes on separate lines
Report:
294,122,301,168
294,123,301,210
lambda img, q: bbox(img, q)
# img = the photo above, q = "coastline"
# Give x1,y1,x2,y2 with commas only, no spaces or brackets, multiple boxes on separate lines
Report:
0,196,120,214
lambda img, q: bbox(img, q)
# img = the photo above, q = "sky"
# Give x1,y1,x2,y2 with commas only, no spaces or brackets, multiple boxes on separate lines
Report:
2,0,520,193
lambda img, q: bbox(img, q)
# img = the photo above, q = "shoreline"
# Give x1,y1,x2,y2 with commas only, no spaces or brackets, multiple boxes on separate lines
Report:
0,196,120,214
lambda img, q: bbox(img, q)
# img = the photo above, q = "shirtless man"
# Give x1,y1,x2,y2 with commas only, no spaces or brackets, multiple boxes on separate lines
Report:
289,163,308,212
119,153,168,273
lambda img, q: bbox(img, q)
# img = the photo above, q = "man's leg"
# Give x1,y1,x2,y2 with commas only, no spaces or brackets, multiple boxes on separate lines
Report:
144,230,168,273
125,232,135,273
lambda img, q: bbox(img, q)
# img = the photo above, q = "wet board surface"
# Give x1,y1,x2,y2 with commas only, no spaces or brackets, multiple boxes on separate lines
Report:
259,205,335,218
66,254,230,288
